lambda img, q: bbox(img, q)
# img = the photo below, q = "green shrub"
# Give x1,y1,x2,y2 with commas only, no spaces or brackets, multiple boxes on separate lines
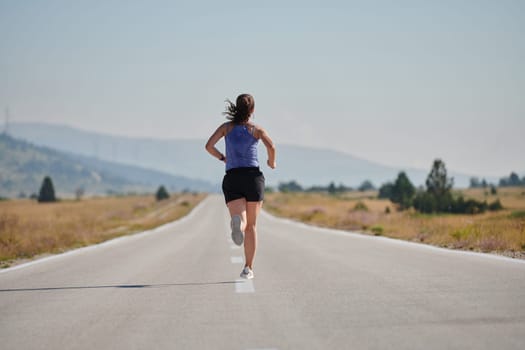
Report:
378,183,393,199
353,201,368,211
488,199,503,211
358,180,375,192
38,176,57,203
413,191,437,213
414,192,493,215
371,225,384,236
390,172,415,210
451,196,487,214
451,227,469,241
155,185,170,201
509,211,525,219
378,172,415,210
278,180,303,193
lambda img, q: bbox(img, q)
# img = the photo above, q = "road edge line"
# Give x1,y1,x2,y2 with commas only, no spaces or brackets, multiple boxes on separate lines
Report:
260,210,525,265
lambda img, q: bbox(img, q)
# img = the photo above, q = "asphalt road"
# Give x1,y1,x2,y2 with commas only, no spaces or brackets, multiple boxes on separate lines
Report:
1,195,524,350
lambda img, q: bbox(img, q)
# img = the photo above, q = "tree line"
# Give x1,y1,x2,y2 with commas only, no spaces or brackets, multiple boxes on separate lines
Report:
278,159,512,215
470,172,525,189
498,172,525,187
379,159,503,214
278,180,374,194
34,175,171,203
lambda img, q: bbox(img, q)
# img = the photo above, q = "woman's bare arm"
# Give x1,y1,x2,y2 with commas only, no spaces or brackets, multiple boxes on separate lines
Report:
258,127,276,169
205,123,228,162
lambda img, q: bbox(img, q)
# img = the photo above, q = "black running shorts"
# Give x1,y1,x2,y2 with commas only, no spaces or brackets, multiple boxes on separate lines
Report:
222,167,265,203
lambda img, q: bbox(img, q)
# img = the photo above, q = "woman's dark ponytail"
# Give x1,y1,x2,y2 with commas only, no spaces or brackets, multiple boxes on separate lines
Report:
223,94,254,124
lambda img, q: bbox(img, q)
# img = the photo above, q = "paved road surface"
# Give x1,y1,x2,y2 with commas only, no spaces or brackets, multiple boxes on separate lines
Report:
1,195,524,349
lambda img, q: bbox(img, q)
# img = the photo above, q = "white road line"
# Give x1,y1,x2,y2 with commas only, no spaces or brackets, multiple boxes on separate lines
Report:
235,279,255,293
230,256,244,264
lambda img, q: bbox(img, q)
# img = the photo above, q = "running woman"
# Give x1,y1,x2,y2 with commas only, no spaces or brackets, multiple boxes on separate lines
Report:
205,94,276,279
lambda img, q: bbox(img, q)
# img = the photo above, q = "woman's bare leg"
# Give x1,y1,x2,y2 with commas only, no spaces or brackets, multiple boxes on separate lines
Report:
244,201,263,269
226,198,247,232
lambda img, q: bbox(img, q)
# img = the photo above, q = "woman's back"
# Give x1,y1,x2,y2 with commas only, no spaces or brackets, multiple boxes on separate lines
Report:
225,123,259,170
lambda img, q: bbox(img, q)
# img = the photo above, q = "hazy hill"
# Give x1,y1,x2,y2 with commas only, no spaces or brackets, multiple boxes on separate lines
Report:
9,122,488,188
0,134,214,198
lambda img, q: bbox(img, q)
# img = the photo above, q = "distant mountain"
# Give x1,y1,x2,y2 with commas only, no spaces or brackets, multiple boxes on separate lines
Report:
0,133,214,198
9,122,490,188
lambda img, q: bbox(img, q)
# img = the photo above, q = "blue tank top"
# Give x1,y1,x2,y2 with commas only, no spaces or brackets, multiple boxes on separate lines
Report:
225,124,259,171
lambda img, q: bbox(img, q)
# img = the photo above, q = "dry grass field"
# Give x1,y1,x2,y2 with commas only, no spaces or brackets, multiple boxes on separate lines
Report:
0,193,206,268
264,187,525,258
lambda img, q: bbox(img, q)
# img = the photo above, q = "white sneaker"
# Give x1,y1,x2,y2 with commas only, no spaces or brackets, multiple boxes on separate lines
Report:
231,215,244,246
240,266,254,279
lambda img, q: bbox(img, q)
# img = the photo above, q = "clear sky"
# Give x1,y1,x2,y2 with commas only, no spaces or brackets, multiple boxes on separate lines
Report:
1,0,524,176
